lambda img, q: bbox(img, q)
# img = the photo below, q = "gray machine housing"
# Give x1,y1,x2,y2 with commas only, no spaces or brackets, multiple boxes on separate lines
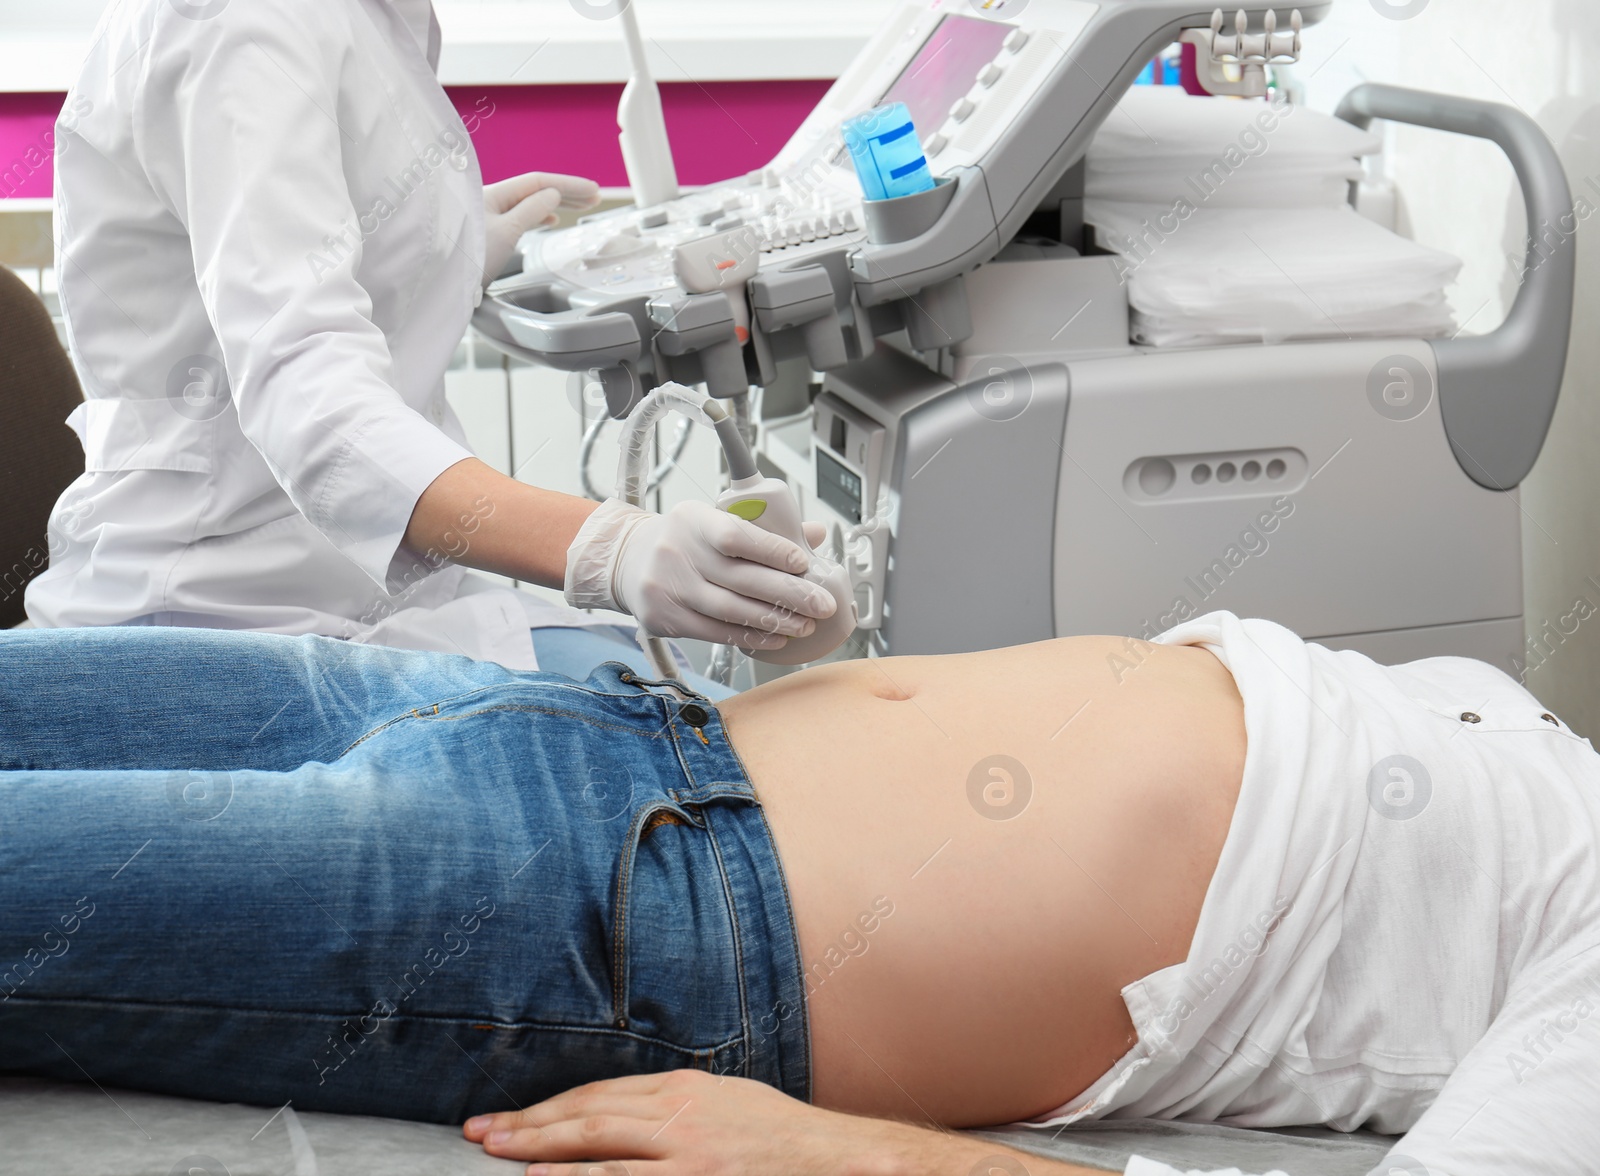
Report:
820,83,1572,676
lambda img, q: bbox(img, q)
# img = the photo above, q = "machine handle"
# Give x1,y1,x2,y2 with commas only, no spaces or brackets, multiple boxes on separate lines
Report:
474,275,644,372
502,305,642,371
1335,83,1575,491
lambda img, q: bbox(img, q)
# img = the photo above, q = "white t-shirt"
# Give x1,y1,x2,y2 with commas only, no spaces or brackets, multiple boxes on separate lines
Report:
1017,613,1600,1176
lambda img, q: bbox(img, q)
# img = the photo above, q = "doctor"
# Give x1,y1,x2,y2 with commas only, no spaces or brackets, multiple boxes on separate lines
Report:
24,0,834,672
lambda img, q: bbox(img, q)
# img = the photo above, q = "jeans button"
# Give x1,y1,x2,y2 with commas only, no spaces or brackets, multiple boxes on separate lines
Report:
680,703,710,728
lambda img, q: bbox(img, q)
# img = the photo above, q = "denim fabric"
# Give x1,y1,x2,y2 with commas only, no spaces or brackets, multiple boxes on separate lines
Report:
530,624,736,701
0,627,810,1124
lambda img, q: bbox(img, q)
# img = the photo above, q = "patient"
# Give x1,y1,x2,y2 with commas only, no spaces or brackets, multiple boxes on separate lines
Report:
2,613,1596,1176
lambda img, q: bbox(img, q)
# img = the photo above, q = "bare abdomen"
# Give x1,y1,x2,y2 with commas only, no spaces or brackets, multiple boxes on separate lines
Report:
719,638,1246,1127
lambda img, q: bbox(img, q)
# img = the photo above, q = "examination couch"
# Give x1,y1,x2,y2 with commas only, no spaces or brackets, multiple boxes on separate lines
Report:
3,1075,1396,1174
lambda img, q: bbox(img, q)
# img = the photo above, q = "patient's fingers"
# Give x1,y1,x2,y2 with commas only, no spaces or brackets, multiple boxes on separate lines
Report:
481,1115,667,1163
506,1095,675,1132
464,1073,678,1139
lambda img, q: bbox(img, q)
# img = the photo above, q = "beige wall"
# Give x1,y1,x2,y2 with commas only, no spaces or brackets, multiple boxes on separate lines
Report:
1301,0,1600,734
0,204,50,268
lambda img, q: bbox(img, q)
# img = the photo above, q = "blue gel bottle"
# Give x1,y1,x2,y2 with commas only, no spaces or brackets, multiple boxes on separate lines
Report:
841,102,936,202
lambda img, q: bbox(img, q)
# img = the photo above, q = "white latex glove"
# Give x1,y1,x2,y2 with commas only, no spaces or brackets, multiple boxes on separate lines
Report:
482,172,602,286
565,498,838,649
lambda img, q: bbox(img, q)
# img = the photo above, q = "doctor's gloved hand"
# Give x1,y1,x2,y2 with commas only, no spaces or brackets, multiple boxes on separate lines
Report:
564,498,838,650
481,171,602,286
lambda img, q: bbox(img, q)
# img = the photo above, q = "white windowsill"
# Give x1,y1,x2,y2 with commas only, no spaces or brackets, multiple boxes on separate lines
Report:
0,0,895,92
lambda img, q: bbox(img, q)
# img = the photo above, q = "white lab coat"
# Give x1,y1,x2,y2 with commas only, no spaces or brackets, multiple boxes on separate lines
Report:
25,0,598,668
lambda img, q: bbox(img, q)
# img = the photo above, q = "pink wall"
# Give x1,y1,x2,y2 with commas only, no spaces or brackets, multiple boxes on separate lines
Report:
0,80,832,200
0,92,69,198
450,81,832,186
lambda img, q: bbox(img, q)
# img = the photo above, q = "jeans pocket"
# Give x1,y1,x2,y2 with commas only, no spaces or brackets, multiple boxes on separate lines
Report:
610,799,718,1036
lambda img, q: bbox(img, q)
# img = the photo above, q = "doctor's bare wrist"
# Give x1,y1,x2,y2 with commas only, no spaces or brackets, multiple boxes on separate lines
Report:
407,457,600,591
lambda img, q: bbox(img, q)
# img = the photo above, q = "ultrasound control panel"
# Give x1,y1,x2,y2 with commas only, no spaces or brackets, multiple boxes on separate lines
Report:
474,0,1333,409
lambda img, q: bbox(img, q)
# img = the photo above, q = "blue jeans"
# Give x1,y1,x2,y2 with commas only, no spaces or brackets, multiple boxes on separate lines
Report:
530,625,735,701
0,627,809,1123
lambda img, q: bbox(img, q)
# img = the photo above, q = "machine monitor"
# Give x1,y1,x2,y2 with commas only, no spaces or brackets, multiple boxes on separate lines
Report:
878,16,1015,142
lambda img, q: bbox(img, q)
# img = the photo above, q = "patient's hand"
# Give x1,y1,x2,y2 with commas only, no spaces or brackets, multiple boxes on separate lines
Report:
461,1069,1090,1174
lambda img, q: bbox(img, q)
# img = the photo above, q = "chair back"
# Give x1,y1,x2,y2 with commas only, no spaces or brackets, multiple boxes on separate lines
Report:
0,265,85,628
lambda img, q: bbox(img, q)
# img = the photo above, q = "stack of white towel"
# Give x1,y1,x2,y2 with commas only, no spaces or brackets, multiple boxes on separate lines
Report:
1085,87,1462,348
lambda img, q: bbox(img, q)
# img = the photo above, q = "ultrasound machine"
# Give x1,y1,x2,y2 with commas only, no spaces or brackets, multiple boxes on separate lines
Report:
474,0,1575,679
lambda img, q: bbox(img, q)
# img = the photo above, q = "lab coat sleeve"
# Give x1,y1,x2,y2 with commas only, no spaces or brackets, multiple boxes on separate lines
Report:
135,1,474,590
